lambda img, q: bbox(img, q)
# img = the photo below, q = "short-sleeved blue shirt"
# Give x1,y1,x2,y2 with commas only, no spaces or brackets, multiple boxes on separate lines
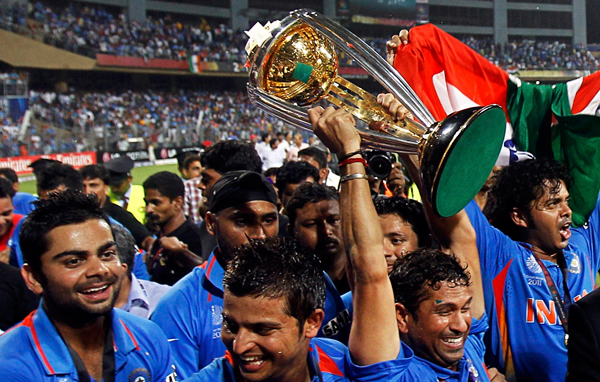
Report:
466,200,600,382
150,250,353,380
0,304,177,382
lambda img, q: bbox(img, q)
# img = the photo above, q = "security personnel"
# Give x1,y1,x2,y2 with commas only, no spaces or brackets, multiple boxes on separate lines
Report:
104,156,146,223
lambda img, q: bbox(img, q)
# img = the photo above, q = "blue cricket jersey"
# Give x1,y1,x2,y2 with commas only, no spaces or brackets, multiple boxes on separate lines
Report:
150,250,353,380
0,304,177,382
466,200,600,382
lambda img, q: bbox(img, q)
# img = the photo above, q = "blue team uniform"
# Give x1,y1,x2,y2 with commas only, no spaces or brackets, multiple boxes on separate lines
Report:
12,192,36,215
150,250,353,380
187,317,489,382
187,338,415,382
466,200,600,382
389,315,491,382
0,304,177,382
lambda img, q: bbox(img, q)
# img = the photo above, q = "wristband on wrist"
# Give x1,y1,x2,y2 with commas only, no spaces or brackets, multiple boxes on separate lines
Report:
338,149,362,163
338,157,368,167
340,173,369,184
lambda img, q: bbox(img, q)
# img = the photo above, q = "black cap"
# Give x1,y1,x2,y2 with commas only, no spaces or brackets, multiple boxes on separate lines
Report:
209,171,277,214
28,158,60,178
103,156,134,186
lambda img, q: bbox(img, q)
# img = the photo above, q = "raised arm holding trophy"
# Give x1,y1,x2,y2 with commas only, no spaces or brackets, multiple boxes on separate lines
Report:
245,9,506,216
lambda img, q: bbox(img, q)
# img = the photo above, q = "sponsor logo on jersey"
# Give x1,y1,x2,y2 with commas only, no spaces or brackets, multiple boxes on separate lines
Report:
322,309,351,338
526,255,543,274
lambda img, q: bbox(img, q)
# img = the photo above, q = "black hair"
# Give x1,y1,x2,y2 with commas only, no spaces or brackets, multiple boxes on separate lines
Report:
0,177,15,198
183,155,202,171
488,158,571,240
389,248,471,316
143,171,184,200
200,140,262,174
224,237,326,328
37,163,83,193
275,161,320,200
79,164,110,185
298,147,327,169
20,190,111,273
112,224,136,278
286,182,339,228
0,168,18,184
374,196,431,248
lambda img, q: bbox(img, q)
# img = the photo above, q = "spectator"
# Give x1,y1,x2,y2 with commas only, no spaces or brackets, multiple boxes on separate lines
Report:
80,164,154,252
275,160,319,211
0,168,36,215
299,146,340,189
144,171,203,285
0,177,22,264
112,224,170,319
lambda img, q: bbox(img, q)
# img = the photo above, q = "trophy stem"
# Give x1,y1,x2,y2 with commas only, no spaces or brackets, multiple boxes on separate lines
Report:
247,84,421,154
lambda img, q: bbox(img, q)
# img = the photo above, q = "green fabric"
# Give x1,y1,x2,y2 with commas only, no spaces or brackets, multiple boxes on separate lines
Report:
507,79,600,227
506,79,554,155
436,106,506,217
551,114,600,226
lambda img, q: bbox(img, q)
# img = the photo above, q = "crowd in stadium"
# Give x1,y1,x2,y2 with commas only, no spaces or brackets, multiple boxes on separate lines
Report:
1,1,598,70
2,0,600,381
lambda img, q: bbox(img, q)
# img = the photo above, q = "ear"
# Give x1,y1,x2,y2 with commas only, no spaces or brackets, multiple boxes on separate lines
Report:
395,303,410,334
172,195,184,210
319,168,329,184
303,309,325,339
511,207,530,228
205,211,216,236
22,264,44,295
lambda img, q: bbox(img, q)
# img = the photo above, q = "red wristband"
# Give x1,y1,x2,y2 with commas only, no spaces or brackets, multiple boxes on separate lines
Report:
339,157,368,167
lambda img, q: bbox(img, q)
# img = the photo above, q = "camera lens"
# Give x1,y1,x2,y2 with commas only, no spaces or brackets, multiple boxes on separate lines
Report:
366,153,392,179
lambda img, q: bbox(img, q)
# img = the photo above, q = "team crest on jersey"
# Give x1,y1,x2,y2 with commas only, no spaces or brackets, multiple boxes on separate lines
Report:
128,368,151,382
569,254,581,274
212,304,223,326
526,255,543,274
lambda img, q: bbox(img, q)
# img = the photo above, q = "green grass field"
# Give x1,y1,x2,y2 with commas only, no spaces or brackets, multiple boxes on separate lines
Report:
18,163,180,194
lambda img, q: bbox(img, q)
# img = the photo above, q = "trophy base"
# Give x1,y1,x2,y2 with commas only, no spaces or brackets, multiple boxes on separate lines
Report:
421,105,506,217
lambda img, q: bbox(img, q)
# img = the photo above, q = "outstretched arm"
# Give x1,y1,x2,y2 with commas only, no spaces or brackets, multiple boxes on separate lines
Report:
378,93,485,320
308,106,400,365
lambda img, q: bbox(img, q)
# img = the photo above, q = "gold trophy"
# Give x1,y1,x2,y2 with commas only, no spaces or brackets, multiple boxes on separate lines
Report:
245,9,506,217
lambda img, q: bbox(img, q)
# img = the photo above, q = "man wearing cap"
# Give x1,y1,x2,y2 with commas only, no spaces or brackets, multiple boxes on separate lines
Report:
104,156,145,223
150,171,282,379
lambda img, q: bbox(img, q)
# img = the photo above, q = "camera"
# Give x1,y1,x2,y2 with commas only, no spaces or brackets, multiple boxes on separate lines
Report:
363,150,394,179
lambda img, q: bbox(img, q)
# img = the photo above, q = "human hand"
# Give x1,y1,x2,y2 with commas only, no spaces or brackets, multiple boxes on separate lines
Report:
307,106,361,158
487,367,507,382
386,29,409,65
159,236,188,254
0,248,9,264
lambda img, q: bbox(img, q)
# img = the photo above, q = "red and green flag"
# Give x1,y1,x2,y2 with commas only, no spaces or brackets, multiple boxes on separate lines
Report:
393,24,600,226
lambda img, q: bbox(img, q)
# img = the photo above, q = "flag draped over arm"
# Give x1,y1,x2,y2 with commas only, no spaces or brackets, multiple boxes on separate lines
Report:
393,23,600,226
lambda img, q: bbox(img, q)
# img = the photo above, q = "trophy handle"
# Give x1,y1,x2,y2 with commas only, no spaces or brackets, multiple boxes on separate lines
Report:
291,9,437,128
248,83,422,153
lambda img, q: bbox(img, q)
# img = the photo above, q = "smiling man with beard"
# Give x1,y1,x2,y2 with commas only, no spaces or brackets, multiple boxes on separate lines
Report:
143,171,203,286
0,190,177,382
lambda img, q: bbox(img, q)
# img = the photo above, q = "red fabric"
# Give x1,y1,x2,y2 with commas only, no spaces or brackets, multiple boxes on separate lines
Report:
0,214,22,252
393,24,509,120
